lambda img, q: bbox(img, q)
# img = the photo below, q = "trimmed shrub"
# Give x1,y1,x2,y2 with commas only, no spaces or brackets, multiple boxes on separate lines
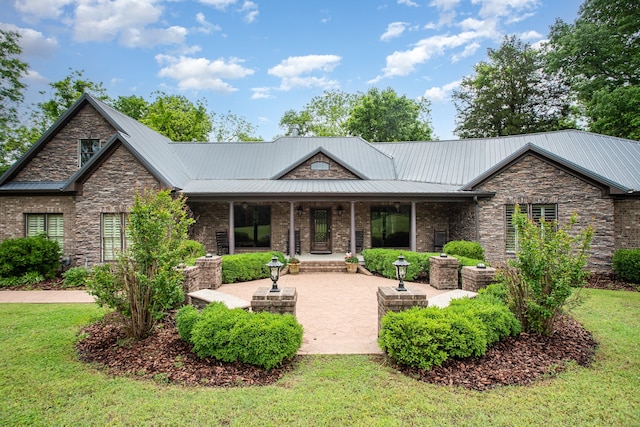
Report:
0,236,61,279
62,267,91,288
477,283,508,304
612,248,640,284
379,296,521,370
221,252,286,284
175,305,201,343
443,240,485,260
178,240,206,265
184,302,303,370
362,249,437,281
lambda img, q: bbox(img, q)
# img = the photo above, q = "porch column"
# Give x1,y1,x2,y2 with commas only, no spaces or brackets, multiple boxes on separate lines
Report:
289,202,295,257
410,201,416,252
228,201,235,255
350,201,356,254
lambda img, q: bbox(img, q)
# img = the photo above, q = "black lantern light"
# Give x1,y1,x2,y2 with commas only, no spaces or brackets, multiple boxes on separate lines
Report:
393,254,410,291
337,205,344,216
297,205,303,216
267,254,283,292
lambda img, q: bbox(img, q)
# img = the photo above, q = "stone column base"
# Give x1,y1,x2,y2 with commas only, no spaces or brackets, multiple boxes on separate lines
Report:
377,286,428,333
251,287,297,315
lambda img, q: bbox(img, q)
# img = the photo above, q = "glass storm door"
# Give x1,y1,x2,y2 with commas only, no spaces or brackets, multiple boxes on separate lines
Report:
311,208,331,253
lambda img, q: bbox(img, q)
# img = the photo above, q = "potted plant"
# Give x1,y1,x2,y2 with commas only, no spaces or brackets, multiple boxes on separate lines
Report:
344,252,359,273
288,257,300,275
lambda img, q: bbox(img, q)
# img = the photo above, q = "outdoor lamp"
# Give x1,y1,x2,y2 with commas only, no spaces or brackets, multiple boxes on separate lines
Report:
267,255,283,292
393,254,410,291
297,205,303,216
337,205,343,216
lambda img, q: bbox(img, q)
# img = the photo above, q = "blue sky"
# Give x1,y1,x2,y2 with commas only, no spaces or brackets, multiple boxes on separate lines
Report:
2,0,583,141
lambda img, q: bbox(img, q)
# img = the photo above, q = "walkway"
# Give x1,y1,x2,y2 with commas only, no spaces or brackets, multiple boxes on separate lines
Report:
0,274,476,354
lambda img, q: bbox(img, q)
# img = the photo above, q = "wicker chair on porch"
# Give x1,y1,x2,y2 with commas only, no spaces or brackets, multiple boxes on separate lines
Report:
216,230,229,255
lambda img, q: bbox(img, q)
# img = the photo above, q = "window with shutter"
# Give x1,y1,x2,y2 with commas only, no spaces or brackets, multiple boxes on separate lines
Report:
505,204,557,254
102,213,128,261
25,213,64,251
505,205,517,254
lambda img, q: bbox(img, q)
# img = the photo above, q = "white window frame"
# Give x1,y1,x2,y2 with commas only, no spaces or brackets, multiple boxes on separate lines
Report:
25,213,64,251
505,204,557,254
102,213,129,262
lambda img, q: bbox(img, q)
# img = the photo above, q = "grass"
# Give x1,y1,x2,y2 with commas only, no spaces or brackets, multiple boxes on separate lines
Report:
1,289,639,426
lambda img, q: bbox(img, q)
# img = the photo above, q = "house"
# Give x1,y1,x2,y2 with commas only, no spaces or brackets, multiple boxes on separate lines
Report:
1,93,638,272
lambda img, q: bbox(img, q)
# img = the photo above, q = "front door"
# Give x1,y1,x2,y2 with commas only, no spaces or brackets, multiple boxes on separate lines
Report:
311,208,331,253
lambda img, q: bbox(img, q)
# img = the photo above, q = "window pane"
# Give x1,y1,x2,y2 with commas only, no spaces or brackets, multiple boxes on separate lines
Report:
47,214,64,251
370,206,409,248
532,204,557,224
102,214,122,261
26,214,45,237
505,205,517,254
79,139,101,167
234,205,271,248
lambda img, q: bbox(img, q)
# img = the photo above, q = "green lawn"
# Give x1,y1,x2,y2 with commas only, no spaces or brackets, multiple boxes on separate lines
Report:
1,289,639,426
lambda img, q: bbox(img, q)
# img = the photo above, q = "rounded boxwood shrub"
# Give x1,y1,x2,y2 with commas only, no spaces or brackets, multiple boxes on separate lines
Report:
190,303,250,362
0,236,61,279
62,266,91,288
612,248,640,284
221,252,286,284
175,305,202,343
443,240,484,260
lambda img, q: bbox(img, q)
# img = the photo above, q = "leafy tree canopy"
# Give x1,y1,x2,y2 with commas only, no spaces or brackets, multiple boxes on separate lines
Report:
140,92,213,142
452,35,575,138
346,87,434,142
280,90,356,137
546,0,640,139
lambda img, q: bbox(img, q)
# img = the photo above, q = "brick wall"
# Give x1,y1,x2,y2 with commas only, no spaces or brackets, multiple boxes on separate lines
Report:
74,143,162,266
614,199,640,249
15,104,116,182
474,154,615,272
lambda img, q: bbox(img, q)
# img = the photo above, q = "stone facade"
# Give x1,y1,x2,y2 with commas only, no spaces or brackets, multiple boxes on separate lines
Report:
461,265,497,292
474,154,615,272
376,286,428,332
281,153,360,180
251,287,297,315
429,255,460,290
614,199,640,249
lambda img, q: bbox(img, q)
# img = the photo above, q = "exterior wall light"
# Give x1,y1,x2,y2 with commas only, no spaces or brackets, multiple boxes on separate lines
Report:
337,205,343,216
267,254,283,292
297,205,303,216
393,254,410,291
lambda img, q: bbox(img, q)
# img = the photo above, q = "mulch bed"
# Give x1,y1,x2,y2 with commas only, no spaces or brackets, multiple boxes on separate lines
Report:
76,311,597,391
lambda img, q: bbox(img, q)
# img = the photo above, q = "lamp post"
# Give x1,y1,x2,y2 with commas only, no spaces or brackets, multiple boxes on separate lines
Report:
267,255,283,292
393,254,410,291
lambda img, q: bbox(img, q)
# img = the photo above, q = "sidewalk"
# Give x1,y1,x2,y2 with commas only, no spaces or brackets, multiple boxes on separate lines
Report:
0,290,96,303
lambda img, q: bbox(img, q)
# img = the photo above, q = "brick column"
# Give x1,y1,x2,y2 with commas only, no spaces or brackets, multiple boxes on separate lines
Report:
251,287,297,315
195,255,222,289
461,265,496,292
377,286,428,333
429,255,459,290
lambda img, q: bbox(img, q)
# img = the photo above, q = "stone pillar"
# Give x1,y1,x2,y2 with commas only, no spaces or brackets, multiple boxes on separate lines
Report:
461,265,496,292
251,287,297,315
377,286,428,333
195,255,223,290
429,255,459,290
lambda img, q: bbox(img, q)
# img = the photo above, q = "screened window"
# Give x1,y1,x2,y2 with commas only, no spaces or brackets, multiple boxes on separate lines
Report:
79,138,101,167
25,213,64,251
370,206,410,248
234,205,271,248
102,213,129,261
506,204,557,254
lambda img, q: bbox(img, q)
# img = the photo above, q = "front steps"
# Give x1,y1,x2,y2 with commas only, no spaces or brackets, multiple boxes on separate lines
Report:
286,260,371,275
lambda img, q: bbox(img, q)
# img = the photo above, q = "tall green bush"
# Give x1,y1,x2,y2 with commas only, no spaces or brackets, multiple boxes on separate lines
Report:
612,248,640,284
361,249,435,281
221,252,286,284
500,206,593,335
0,235,61,279
88,189,194,339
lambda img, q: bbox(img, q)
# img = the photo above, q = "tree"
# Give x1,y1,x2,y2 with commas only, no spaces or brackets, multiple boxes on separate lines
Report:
89,189,195,339
453,36,575,138
500,206,593,335
546,0,640,140
345,87,433,142
211,111,261,142
141,92,213,142
37,69,110,129
112,95,149,120
279,90,356,137
0,29,29,174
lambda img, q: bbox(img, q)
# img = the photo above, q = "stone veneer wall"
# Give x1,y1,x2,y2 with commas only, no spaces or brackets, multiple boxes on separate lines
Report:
614,199,640,249
74,143,162,266
280,153,359,180
475,154,615,272
14,104,116,182
0,195,77,258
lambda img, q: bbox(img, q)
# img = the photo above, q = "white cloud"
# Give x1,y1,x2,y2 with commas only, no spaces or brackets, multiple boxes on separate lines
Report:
268,55,341,91
73,0,163,43
156,55,255,94
195,12,222,34
240,1,259,23
398,0,419,6
251,87,273,99
13,0,74,20
471,0,539,19
120,26,187,48
519,30,542,41
423,80,461,102
24,69,49,85
429,0,461,11
381,22,407,42
198,0,237,10
0,23,58,58
451,41,480,62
